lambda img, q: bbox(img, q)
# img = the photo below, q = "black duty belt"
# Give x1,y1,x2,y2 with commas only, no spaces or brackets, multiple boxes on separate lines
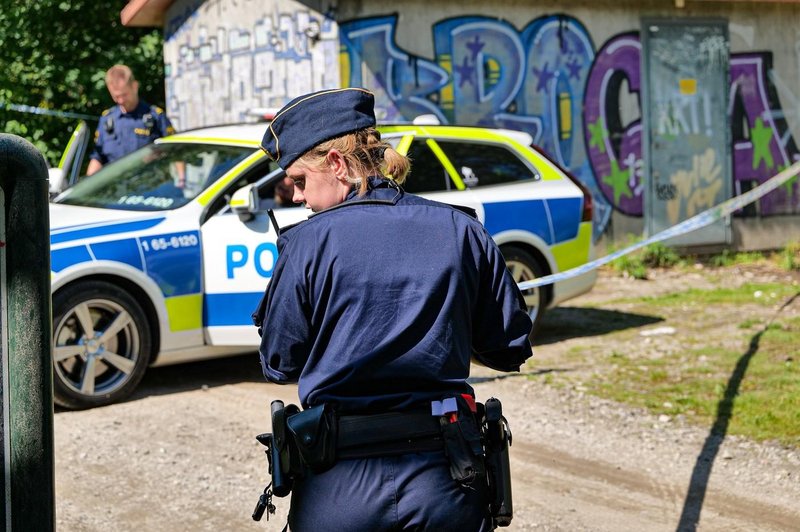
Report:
337,408,444,459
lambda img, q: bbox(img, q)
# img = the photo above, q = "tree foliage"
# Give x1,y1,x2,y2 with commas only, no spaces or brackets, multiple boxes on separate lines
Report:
0,1,165,165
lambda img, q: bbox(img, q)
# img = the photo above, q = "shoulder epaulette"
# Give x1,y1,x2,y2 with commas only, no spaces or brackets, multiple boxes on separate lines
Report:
151,105,165,115
448,203,478,219
101,108,112,116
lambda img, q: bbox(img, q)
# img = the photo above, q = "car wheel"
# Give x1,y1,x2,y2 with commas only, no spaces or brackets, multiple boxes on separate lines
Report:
52,280,152,409
501,245,547,337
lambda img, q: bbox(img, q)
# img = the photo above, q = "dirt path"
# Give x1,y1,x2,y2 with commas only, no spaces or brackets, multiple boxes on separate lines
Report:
54,267,800,531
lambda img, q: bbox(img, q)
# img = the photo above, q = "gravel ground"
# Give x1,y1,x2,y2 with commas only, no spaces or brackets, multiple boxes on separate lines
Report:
54,265,800,531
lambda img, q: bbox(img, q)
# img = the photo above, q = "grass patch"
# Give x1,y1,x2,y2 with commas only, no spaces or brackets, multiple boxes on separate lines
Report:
616,282,797,307
779,241,800,271
586,316,800,446
535,277,800,447
708,249,765,267
738,318,763,329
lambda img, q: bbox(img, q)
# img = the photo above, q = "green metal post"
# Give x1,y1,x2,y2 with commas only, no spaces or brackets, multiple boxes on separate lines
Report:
0,134,54,531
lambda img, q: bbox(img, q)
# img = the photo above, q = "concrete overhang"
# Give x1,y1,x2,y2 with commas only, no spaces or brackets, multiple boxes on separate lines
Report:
121,0,175,27
121,0,800,28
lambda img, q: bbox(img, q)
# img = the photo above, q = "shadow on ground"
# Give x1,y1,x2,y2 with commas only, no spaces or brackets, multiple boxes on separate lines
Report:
59,306,661,410
52,353,266,413
131,352,263,400
676,290,800,531
534,306,664,346
468,367,570,384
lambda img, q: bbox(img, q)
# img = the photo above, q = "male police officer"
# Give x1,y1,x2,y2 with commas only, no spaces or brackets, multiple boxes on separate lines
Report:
87,64,175,175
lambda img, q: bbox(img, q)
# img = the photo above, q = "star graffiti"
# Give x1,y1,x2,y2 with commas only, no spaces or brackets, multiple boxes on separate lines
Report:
602,159,633,204
454,55,475,88
587,118,607,150
566,58,582,80
751,117,775,170
531,62,554,93
465,35,485,61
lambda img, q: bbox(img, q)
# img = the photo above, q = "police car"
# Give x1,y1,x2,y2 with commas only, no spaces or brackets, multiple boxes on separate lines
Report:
49,122,596,409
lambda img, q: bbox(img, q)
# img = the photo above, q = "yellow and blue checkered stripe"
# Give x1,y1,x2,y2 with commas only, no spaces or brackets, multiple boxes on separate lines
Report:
51,219,204,332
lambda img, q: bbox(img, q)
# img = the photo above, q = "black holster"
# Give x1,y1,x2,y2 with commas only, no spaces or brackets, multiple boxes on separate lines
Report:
483,397,513,527
257,400,301,498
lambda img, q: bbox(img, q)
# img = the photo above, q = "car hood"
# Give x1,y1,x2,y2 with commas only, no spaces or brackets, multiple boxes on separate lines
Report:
49,203,167,242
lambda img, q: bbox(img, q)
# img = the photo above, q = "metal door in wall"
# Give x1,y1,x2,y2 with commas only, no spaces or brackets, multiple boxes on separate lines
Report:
642,19,731,246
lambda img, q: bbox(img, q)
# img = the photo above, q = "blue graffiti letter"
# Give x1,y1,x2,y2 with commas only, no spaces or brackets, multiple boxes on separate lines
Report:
340,15,449,122
433,16,525,126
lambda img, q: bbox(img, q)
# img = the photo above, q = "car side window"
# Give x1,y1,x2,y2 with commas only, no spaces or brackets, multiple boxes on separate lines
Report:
436,140,538,188
404,140,452,193
256,173,301,211
204,160,279,220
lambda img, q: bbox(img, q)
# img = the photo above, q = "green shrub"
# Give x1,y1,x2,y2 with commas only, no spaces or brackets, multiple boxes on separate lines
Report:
640,242,681,268
0,2,165,166
610,252,648,279
610,241,681,279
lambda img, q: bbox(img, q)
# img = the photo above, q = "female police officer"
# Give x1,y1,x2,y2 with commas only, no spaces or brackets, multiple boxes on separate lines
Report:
253,87,532,531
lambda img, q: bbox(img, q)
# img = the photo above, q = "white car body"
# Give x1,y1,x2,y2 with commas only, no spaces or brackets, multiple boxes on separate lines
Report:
49,123,596,408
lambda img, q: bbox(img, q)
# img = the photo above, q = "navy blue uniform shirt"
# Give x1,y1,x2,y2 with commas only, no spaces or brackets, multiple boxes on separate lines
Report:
254,177,532,413
90,100,175,165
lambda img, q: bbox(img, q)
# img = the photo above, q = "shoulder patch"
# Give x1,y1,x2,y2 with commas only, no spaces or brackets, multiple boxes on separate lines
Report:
101,108,112,116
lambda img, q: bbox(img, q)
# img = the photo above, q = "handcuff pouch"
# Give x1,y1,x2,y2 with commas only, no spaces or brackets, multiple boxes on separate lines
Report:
286,403,338,473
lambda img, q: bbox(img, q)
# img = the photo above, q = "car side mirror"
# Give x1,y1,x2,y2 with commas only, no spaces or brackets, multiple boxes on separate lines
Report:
230,184,259,222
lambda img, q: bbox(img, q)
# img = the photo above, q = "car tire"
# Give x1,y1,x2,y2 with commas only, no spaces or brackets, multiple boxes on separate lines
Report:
501,245,547,338
52,280,152,409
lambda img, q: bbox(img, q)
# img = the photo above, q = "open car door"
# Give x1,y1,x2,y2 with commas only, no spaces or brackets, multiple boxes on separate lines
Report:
49,120,90,198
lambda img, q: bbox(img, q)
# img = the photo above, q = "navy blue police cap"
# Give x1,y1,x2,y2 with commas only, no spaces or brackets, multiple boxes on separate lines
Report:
261,88,376,169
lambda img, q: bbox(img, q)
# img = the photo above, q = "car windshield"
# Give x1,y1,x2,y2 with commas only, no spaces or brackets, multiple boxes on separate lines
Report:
54,142,255,211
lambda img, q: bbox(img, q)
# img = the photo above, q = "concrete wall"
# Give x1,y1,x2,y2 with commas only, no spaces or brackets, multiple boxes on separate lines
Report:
162,0,800,250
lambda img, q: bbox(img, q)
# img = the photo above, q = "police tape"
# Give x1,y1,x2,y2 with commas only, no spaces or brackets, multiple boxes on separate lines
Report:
1,100,96,120
518,160,800,291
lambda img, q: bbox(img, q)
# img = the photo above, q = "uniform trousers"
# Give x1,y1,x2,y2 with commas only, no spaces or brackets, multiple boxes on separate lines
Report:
288,450,493,531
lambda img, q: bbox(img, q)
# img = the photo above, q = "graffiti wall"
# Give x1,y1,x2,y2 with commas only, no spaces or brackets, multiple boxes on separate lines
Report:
339,14,800,237
161,2,800,240
164,0,340,129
